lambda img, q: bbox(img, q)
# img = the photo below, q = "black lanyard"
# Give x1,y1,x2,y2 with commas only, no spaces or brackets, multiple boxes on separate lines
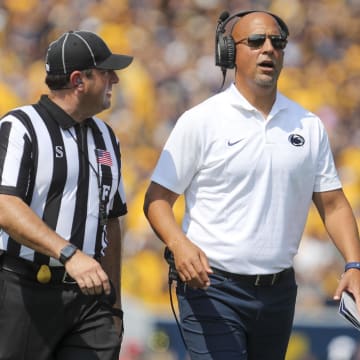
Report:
67,124,108,227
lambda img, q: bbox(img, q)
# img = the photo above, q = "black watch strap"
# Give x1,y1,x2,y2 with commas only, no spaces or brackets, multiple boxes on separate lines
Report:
59,244,78,265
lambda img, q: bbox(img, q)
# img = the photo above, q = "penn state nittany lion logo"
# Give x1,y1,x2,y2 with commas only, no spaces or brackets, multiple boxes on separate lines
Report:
288,134,305,147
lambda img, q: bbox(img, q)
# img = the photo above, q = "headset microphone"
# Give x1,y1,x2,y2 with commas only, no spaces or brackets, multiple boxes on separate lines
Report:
218,11,230,23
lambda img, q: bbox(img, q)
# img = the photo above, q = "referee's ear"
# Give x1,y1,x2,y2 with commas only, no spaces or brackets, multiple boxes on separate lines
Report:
69,71,84,89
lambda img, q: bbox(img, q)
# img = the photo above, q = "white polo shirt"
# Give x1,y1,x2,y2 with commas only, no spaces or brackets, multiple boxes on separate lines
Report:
151,83,341,274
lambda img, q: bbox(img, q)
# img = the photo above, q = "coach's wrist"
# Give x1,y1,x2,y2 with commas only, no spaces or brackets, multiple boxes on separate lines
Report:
344,262,360,272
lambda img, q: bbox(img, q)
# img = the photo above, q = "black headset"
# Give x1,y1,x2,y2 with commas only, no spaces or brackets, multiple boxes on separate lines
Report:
215,10,289,70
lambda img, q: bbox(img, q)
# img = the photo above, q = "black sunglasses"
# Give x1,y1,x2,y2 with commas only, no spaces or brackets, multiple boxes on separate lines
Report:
235,34,287,50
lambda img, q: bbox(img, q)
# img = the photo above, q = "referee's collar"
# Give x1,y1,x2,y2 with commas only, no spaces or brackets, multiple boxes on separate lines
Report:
38,95,100,131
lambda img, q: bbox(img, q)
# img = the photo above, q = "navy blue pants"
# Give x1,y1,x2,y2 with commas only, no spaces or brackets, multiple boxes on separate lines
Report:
176,268,297,360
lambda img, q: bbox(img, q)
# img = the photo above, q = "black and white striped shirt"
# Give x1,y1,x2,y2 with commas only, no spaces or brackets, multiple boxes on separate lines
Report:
0,95,127,265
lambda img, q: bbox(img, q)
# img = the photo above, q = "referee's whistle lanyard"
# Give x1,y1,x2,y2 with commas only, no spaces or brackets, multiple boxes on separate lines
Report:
69,125,123,325
67,125,108,228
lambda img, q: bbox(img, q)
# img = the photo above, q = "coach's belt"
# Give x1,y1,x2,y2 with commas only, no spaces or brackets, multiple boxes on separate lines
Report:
0,253,76,284
211,267,293,286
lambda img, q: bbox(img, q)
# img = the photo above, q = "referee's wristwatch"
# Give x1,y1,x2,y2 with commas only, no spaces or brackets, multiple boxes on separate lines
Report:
59,243,78,265
345,262,360,272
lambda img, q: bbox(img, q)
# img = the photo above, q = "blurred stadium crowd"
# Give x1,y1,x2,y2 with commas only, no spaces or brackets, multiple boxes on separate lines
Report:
0,0,359,358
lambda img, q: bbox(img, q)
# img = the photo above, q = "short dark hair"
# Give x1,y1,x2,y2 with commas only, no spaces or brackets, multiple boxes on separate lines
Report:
45,69,93,90
45,73,71,90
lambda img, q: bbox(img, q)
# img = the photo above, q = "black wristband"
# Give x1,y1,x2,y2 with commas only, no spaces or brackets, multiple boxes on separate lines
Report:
345,262,360,272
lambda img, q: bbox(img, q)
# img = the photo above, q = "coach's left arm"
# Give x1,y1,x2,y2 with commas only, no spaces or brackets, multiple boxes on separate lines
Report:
313,189,360,310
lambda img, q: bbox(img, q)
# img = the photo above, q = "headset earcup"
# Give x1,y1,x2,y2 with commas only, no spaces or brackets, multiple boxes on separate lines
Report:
223,35,235,69
216,34,226,67
216,34,236,69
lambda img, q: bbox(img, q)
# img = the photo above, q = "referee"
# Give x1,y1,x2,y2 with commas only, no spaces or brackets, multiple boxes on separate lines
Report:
0,31,132,359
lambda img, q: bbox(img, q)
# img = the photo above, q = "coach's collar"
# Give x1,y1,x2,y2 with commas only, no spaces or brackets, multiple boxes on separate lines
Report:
227,83,287,115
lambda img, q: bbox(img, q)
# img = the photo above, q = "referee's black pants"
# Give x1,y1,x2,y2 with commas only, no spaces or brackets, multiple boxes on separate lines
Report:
0,268,120,360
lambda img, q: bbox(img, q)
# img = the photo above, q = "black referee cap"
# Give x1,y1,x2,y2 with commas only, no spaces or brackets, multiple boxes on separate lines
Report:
45,30,133,75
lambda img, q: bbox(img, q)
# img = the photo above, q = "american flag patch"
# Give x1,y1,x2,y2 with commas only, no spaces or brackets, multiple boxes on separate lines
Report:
95,149,113,167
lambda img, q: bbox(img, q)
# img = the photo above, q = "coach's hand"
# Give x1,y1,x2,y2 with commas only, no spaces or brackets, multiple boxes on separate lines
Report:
334,268,360,315
171,239,213,290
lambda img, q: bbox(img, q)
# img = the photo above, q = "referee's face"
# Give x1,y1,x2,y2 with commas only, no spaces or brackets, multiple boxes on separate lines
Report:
82,68,119,115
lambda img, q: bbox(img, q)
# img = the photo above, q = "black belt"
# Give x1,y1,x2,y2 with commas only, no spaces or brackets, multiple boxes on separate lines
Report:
0,253,76,285
211,267,293,286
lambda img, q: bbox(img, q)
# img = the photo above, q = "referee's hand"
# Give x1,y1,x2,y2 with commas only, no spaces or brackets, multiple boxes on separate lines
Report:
64,251,111,295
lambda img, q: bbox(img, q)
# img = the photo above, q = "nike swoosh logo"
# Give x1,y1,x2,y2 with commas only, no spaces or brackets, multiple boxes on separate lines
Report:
227,139,244,146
